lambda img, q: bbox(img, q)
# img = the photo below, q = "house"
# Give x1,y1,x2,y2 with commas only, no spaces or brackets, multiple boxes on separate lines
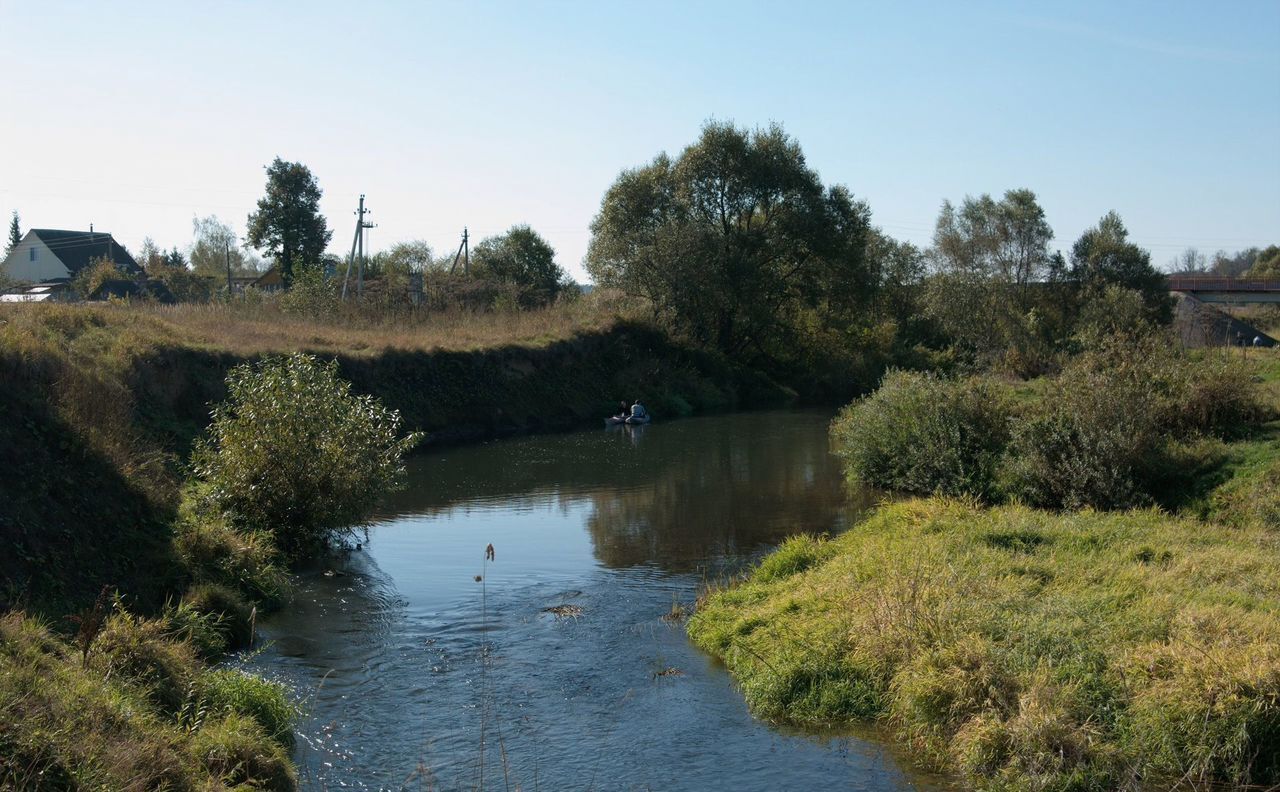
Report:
1,228,142,284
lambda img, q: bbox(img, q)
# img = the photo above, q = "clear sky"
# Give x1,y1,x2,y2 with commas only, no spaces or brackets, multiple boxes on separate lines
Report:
2,1,1277,281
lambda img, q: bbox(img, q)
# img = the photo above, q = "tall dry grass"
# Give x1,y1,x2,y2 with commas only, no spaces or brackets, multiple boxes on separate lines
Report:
116,290,637,356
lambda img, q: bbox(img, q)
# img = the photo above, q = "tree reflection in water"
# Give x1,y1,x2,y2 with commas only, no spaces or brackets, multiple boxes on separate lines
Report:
376,410,879,573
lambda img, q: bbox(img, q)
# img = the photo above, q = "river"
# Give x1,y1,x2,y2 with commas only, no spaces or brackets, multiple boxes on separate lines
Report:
244,410,936,791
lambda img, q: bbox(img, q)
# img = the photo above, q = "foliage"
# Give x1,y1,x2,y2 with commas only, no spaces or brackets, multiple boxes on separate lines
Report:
71,256,130,299
1069,211,1172,324
277,262,340,317
190,214,259,280
472,224,569,307
5,210,19,254
587,121,876,361
1247,244,1280,277
831,370,1011,498
190,353,422,556
1002,337,1268,509
688,499,1280,791
246,157,332,287
923,189,1068,373
148,260,216,303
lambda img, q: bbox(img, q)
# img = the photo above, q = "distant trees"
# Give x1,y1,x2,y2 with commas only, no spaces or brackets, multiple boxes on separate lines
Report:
587,121,875,359
1247,245,1280,277
1169,247,1208,275
1069,211,1172,324
923,189,1064,370
246,158,332,287
6,211,20,254
191,215,261,279
472,225,569,307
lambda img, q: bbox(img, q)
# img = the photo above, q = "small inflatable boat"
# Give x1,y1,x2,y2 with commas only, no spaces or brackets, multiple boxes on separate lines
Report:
604,413,652,427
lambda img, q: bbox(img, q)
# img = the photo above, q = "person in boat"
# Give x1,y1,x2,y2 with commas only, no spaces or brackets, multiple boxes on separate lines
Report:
630,400,648,422
616,400,629,420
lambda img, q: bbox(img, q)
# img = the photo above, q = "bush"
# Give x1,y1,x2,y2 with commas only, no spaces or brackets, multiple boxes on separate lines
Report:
832,370,1011,499
1002,336,1268,509
191,353,422,556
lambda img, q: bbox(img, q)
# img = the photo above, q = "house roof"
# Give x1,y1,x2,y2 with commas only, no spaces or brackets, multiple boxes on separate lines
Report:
29,229,142,278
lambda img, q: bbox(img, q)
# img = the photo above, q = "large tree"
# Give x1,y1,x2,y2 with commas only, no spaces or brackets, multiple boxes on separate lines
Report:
587,121,875,357
472,225,567,307
246,158,332,287
1069,211,1171,324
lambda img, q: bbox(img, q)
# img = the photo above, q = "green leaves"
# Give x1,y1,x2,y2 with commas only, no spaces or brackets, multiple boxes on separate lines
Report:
191,354,422,557
586,121,874,359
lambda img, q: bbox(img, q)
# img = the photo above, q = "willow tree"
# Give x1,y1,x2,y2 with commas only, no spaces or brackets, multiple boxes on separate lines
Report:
587,122,875,359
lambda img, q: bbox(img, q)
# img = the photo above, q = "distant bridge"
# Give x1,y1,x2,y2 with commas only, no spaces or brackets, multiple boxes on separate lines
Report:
1168,276,1280,304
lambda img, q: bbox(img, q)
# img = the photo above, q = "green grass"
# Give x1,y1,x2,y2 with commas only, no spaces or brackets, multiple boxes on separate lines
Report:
689,499,1280,790
0,611,295,790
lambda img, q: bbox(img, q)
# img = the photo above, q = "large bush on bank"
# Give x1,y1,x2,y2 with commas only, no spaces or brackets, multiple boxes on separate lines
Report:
191,354,421,556
832,370,1010,498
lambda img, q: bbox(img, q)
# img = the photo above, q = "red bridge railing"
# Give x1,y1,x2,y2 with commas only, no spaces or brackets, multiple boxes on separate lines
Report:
1168,276,1280,292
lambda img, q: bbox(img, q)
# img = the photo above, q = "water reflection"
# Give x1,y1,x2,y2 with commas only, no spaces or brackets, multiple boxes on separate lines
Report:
378,410,877,571
249,411,927,791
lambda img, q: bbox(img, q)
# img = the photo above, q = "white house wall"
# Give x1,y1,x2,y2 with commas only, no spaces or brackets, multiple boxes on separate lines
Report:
1,234,70,283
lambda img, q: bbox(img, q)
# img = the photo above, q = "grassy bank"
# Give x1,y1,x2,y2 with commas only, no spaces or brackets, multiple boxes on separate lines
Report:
0,610,294,789
692,347,1280,789
688,497,1280,790
0,300,788,617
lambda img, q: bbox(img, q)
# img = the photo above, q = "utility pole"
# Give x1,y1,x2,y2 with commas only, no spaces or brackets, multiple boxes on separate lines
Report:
450,227,470,275
225,236,232,296
341,195,375,300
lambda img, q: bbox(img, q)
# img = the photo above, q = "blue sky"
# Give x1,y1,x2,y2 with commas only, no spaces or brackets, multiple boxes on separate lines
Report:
1,1,1277,280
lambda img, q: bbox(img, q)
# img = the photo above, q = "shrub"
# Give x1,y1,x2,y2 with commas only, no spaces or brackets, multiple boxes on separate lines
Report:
191,353,422,556
1002,336,1268,509
831,370,1011,499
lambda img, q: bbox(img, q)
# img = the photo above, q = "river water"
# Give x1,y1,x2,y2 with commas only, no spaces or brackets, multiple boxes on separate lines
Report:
245,410,934,791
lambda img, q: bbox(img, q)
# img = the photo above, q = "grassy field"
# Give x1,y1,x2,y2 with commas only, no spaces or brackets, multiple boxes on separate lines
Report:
112,294,633,355
690,348,1280,790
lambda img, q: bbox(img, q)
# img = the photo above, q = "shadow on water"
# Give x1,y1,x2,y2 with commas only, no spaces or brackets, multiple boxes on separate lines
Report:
245,410,935,791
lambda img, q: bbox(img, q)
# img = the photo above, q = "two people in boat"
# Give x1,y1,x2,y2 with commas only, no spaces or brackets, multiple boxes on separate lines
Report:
611,400,649,423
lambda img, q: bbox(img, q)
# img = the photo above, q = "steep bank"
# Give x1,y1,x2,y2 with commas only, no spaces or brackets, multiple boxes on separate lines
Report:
0,304,791,617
